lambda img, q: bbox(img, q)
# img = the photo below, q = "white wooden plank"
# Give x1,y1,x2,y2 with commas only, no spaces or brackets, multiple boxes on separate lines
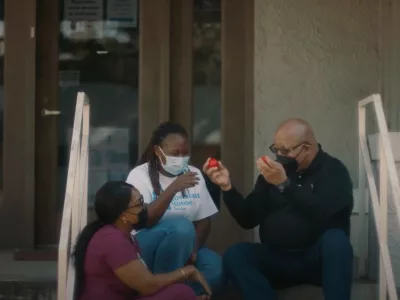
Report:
358,94,376,108
66,148,81,300
379,137,388,300
358,94,400,300
58,92,85,300
66,263,75,300
70,143,81,251
360,136,398,300
80,101,90,230
357,105,368,277
373,96,400,230
372,95,400,300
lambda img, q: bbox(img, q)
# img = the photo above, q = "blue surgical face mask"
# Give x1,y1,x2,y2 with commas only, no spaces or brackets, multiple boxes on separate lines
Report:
158,147,190,176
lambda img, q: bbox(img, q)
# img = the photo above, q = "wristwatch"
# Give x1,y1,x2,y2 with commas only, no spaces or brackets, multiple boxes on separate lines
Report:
276,178,291,193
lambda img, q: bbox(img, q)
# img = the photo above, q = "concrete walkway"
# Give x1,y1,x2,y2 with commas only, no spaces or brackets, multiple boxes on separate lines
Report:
0,251,378,300
0,252,56,282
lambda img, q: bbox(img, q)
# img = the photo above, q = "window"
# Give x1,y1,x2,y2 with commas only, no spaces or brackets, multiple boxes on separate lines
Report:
192,0,221,145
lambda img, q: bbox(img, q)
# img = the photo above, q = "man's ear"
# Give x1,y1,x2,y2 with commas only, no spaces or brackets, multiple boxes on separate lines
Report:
303,143,312,152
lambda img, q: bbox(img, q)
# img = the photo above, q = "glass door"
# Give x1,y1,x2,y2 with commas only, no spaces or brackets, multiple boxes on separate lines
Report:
35,0,139,246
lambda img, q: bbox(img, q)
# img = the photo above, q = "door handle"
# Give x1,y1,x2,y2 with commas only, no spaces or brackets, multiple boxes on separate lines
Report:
42,109,61,116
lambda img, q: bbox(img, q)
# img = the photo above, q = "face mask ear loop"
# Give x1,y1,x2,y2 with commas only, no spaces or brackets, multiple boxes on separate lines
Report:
157,146,167,165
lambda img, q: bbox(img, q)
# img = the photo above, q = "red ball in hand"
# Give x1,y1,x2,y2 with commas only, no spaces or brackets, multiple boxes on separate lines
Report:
262,156,268,164
208,158,219,169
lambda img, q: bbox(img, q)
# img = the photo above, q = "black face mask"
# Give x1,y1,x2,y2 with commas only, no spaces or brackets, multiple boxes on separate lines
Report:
133,206,148,230
276,155,299,174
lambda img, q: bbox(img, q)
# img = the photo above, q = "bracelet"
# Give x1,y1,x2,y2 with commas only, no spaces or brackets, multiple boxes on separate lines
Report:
180,268,187,279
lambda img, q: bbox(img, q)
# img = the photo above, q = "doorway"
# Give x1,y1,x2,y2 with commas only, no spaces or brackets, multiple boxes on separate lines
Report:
32,0,252,254
0,0,253,252
35,0,140,246
34,0,223,247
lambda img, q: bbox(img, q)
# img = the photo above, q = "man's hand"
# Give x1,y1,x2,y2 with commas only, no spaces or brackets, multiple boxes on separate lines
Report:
202,158,232,191
256,156,288,186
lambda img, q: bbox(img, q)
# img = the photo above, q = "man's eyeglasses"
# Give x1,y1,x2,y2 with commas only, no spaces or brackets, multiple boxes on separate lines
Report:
269,142,307,156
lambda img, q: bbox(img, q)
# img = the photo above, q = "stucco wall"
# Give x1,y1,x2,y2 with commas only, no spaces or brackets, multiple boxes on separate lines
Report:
254,0,379,183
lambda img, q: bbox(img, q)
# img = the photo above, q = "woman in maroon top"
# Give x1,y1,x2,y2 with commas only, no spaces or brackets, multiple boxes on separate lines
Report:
72,181,211,300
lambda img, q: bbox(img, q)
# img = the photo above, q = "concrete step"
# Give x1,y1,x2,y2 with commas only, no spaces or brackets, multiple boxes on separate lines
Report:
214,282,377,300
0,281,56,300
0,251,57,300
277,281,377,300
0,281,377,300
0,252,378,300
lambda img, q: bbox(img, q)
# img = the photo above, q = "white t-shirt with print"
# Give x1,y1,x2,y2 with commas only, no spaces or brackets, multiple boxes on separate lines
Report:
126,163,219,223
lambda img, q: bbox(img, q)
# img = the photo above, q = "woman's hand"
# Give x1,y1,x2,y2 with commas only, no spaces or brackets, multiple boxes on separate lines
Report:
182,266,212,297
168,172,200,193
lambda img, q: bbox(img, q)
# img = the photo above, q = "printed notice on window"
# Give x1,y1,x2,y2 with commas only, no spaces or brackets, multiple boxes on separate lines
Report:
64,0,103,21
106,0,138,27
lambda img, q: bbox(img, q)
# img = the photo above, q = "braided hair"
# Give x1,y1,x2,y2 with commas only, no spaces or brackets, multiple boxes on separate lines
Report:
137,121,189,197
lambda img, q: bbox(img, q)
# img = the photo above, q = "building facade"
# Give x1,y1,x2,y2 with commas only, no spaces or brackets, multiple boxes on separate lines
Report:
0,0,399,279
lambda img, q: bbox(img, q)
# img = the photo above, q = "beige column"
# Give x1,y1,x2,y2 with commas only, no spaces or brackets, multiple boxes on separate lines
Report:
208,0,255,253
138,0,171,154
0,0,36,248
170,0,193,134
34,0,60,246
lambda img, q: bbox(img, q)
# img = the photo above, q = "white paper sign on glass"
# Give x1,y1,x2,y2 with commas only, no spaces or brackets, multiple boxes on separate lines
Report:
64,0,103,21
106,0,138,28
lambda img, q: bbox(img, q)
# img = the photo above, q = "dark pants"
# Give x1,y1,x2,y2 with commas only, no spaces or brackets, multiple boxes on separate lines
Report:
223,229,353,300
136,216,223,296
